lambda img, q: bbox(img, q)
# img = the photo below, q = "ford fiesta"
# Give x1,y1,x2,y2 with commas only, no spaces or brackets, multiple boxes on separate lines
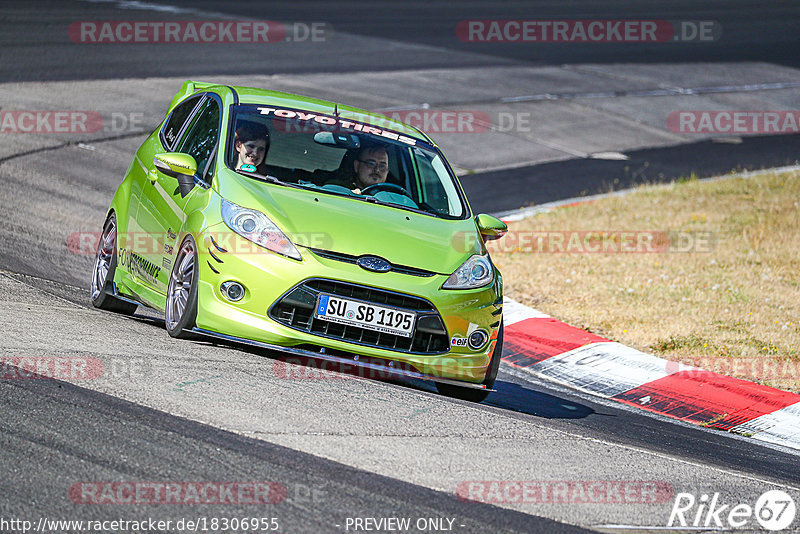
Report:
91,81,507,402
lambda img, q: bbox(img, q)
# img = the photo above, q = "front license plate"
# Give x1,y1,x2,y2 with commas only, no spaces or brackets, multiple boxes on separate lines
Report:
314,294,416,337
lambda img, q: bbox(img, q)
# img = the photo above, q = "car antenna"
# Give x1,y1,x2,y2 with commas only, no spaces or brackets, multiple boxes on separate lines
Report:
333,104,339,118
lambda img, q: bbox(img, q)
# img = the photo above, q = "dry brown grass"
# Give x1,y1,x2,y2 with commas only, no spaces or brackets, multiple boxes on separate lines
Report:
492,169,800,392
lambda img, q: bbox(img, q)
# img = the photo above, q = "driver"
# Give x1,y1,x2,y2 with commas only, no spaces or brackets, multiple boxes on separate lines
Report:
351,143,389,194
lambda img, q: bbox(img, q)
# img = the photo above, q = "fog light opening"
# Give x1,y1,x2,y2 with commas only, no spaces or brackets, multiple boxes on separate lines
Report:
221,281,245,302
468,330,488,350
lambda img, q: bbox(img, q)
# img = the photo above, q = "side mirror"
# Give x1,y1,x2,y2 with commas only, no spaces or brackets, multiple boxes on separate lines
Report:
153,153,197,198
153,152,197,177
476,213,507,242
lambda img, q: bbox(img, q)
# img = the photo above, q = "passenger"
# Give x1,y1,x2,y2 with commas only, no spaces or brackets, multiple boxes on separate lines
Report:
233,121,270,174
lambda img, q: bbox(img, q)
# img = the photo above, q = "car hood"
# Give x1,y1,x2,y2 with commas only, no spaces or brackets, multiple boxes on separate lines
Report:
218,171,482,274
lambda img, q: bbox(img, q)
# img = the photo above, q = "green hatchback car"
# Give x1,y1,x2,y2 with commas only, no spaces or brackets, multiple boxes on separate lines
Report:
91,81,507,402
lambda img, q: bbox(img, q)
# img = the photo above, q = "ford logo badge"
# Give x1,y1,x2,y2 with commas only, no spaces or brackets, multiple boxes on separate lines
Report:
357,256,391,273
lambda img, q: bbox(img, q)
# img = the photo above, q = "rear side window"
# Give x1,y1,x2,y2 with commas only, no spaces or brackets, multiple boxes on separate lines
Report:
161,95,201,150
177,97,220,182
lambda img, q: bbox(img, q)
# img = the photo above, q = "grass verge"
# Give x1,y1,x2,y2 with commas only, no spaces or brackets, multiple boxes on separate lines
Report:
492,169,800,392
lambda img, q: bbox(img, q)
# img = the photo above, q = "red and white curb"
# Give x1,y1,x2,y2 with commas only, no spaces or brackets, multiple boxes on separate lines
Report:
502,298,800,451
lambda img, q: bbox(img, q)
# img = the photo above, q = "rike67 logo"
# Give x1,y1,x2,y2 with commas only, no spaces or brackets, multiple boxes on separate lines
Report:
668,490,796,531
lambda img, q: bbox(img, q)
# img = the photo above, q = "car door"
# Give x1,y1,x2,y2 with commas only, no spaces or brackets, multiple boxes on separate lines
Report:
125,94,202,294
137,94,221,295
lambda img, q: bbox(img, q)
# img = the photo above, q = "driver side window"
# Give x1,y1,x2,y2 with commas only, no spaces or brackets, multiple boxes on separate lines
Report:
177,97,220,183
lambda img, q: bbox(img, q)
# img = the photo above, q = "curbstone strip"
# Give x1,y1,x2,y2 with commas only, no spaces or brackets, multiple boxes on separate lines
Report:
501,297,800,450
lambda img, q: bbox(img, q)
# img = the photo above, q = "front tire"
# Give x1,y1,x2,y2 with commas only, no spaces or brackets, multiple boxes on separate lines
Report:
165,235,199,339
436,321,503,403
90,214,137,315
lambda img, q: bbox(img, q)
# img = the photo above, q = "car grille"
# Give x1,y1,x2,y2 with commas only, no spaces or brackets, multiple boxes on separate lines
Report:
268,279,449,354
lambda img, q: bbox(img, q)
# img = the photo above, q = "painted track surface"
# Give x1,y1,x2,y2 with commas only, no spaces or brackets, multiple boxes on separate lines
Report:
1,1,800,532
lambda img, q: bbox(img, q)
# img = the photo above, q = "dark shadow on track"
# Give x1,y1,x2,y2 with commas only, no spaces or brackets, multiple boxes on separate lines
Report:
486,380,595,420
154,328,600,420
227,341,599,419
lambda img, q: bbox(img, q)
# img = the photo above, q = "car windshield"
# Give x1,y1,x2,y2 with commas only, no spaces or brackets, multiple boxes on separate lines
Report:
226,104,468,219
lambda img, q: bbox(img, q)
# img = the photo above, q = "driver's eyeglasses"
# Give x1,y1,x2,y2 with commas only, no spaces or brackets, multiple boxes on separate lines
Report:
358,159,389,172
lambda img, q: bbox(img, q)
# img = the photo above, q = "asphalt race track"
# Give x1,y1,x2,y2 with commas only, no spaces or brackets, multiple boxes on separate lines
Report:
1,2,799,533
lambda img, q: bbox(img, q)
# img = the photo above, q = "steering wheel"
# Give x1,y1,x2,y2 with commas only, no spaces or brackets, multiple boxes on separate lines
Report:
360,183,411,197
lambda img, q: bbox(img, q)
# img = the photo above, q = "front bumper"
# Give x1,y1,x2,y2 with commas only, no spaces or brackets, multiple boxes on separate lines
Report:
194,225,502,384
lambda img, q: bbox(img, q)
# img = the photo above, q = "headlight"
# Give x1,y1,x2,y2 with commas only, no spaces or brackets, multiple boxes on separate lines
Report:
442,254,493,289
221,199,302,261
